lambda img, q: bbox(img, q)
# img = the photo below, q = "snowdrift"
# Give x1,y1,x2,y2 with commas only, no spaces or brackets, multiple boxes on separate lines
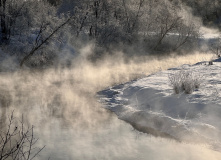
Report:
98,57,221,151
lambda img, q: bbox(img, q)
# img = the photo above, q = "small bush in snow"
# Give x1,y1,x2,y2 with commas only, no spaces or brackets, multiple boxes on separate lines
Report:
168,69,201,94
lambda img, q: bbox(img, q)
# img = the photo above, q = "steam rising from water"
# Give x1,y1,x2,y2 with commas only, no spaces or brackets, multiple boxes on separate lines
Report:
0,47,220,159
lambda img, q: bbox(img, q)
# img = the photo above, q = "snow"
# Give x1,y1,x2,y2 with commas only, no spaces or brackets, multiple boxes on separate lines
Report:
98,57,221,152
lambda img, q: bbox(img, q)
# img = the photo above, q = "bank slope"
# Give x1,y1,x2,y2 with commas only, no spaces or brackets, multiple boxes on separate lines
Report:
98,58,221,151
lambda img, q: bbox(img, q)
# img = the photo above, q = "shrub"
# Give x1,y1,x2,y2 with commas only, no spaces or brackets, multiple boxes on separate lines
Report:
168,69,201,94
0,111,45,160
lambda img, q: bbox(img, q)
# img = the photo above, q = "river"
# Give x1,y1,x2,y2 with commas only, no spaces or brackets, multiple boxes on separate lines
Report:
1,51,220,160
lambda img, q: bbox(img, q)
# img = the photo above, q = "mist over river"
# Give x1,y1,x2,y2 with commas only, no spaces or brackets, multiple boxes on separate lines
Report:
1,50,220,160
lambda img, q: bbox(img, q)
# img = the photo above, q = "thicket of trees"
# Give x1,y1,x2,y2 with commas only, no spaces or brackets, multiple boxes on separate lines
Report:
58,0,199,53
178,0,221,27
0,0,212,67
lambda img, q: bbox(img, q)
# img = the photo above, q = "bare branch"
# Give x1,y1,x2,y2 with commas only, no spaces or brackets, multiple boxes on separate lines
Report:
20,14,75,67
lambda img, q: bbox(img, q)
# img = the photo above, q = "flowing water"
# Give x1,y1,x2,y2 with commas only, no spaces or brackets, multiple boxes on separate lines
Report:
1,50,221,160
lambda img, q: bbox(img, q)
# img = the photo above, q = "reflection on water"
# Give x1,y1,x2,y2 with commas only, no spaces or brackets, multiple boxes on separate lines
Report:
1,52,221,159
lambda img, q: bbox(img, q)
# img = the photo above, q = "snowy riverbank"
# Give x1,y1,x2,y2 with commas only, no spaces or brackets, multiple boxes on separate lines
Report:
98,57,221,152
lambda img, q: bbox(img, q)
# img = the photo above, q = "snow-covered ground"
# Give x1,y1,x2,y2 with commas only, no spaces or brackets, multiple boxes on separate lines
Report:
98,57,221,152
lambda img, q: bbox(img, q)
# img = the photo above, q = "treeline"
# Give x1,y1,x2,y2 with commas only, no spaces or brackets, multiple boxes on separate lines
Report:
170,0,221,28
0,0,206,67
57,0,199,53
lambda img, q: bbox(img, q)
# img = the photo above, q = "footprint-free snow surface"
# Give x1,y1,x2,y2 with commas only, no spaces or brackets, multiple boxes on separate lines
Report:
98,58,221,151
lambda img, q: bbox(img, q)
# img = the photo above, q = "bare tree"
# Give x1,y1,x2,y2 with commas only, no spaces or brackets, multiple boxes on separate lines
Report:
20,13,75,67
0,111,45,160
0,0,26,43
173,22,199,51
210,38,221,58
153,2,183,50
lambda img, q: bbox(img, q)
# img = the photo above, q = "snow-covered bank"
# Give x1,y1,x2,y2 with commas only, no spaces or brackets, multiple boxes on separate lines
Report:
98,57,221,151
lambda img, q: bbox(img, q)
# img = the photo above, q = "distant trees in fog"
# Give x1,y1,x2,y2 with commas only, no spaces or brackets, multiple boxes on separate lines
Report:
0,0,64,67
0,0,205,67
179,0,221,27
61,0,199,52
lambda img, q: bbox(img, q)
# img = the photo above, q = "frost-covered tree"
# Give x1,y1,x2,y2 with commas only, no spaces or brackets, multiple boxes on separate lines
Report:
0,0,27,43
0,0,69,67
63,0,146,47
63,0,199,52
0,0,59,44
180,0,221,27
138,0,199,52
0,0,203,67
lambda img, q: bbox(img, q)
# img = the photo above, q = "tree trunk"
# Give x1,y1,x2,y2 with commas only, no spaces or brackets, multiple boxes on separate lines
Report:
0,0,9,43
